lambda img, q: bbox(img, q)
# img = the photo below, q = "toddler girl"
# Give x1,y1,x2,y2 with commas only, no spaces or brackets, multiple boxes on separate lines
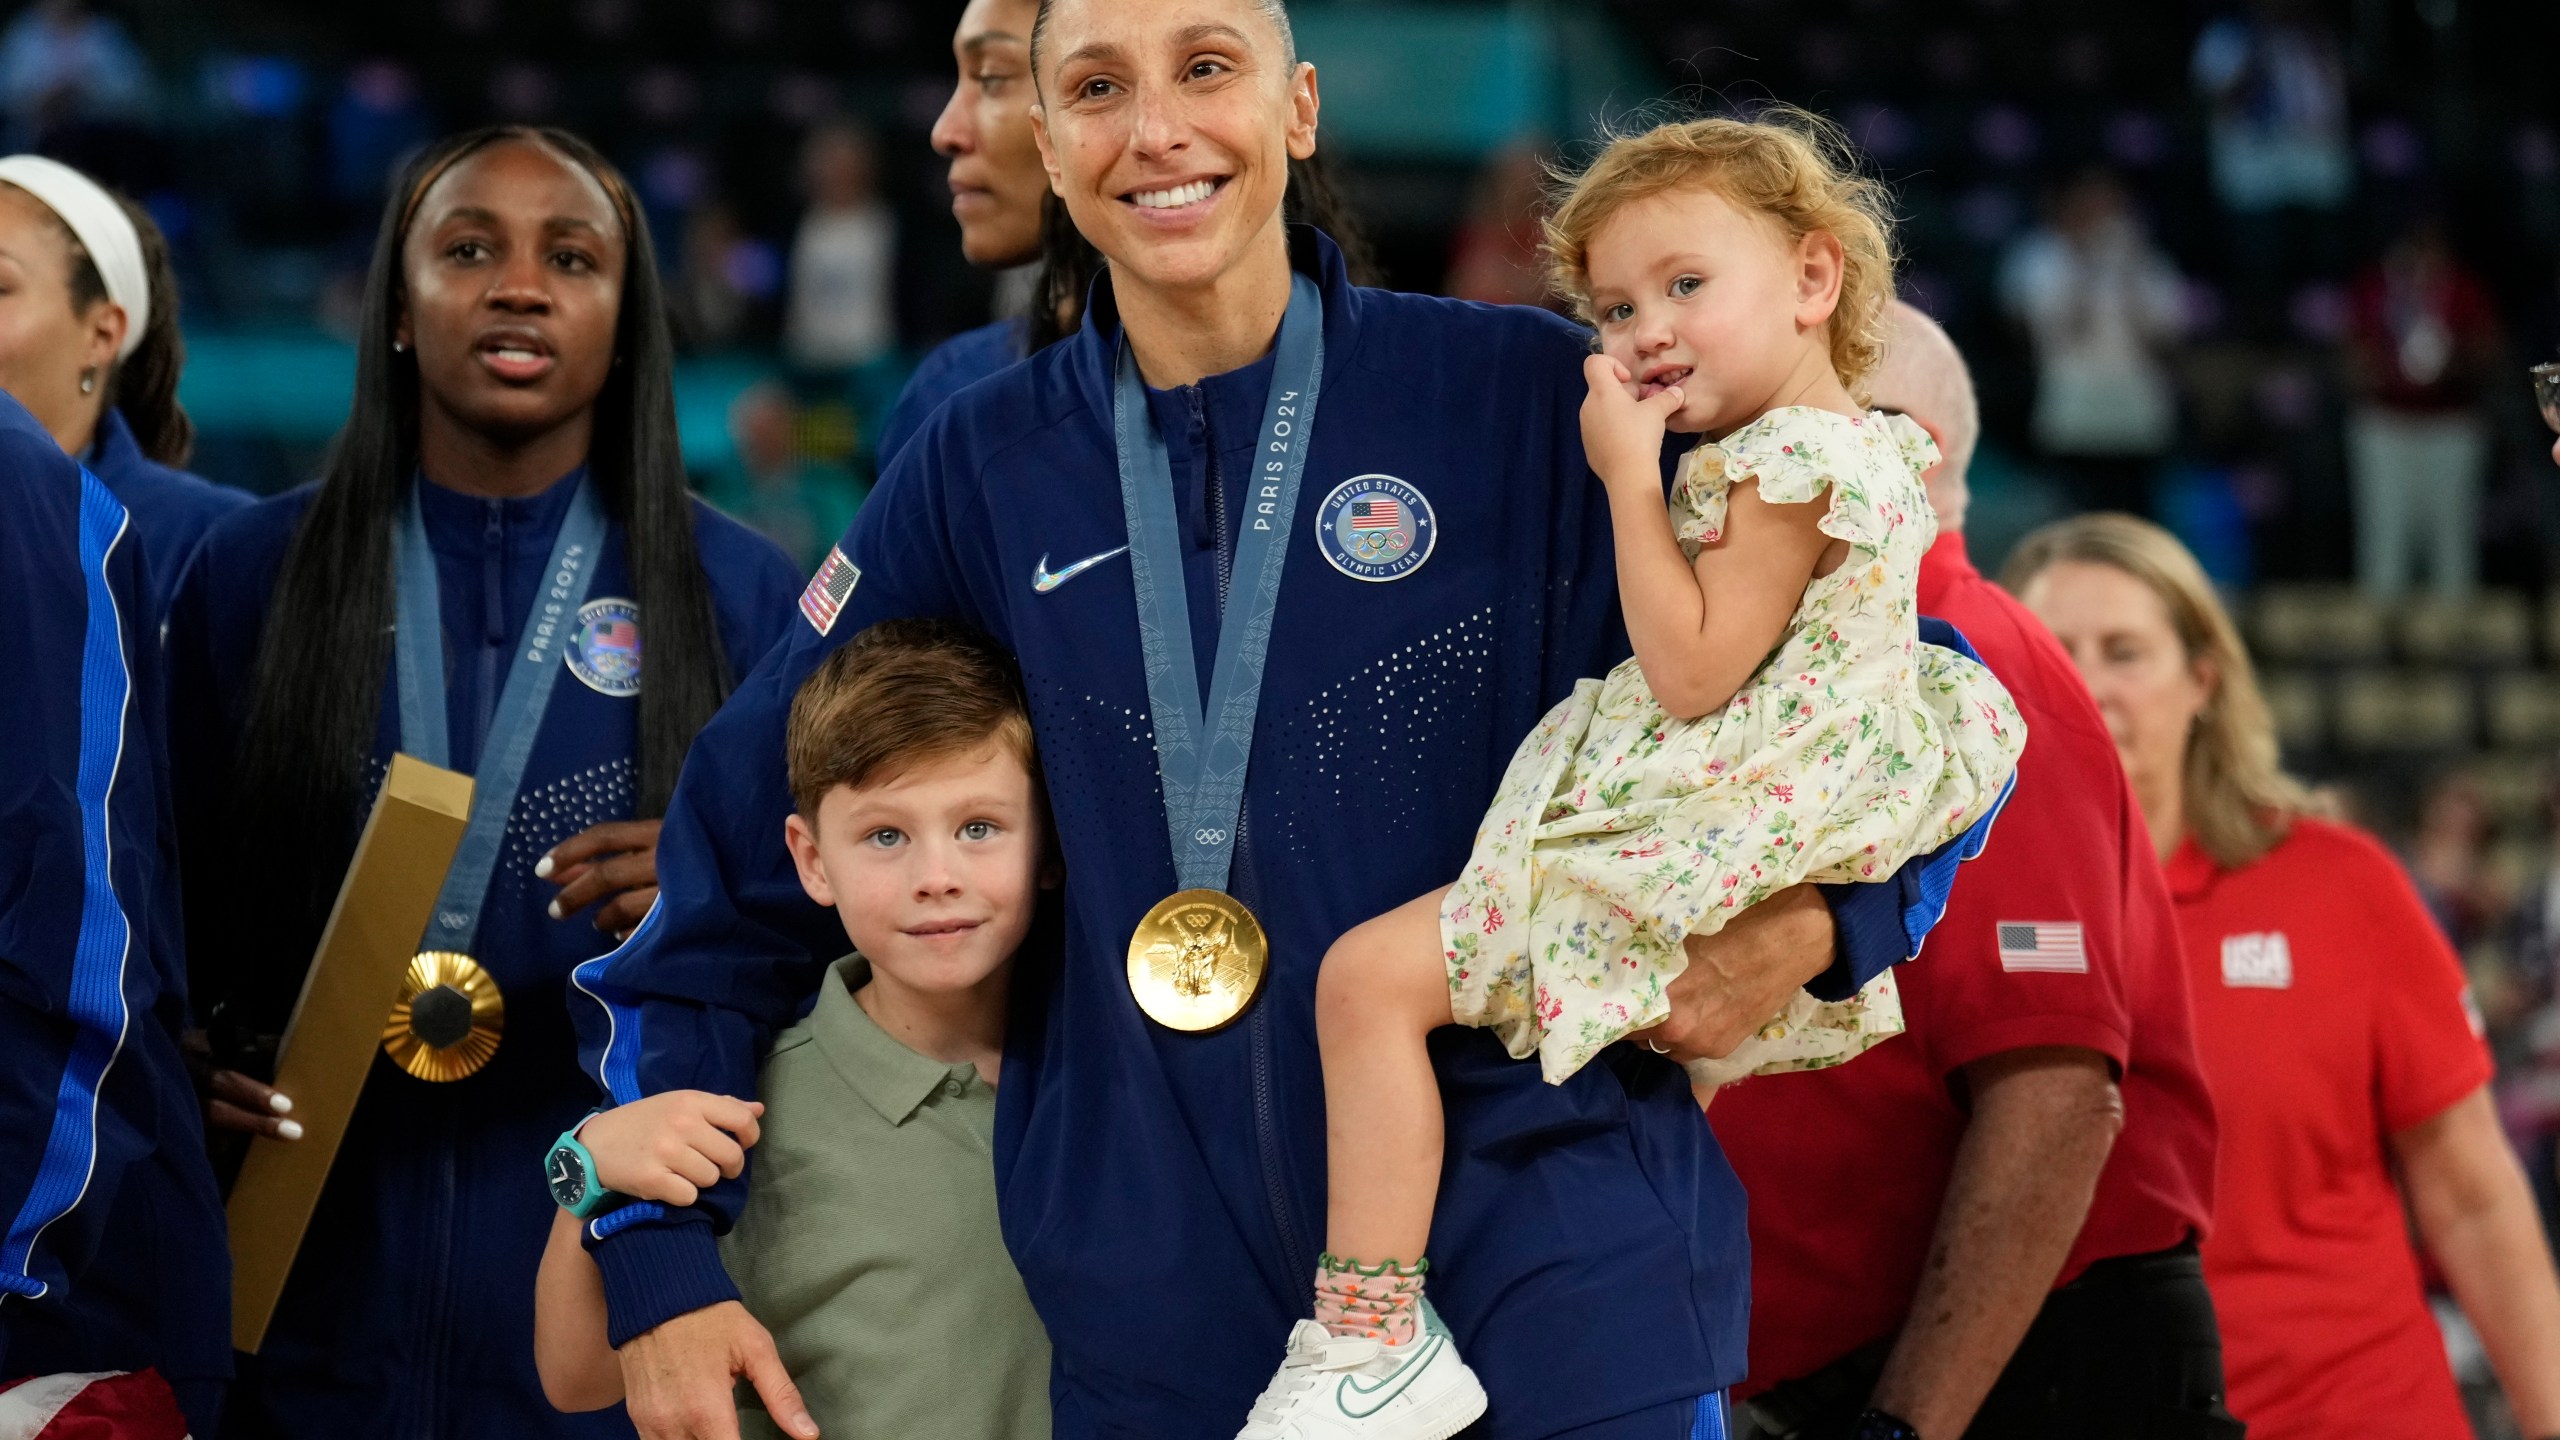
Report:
1238,112,2026,1440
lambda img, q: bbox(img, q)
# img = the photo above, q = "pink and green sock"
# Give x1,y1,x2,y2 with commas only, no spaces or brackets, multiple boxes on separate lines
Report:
1312,1252,1428,1345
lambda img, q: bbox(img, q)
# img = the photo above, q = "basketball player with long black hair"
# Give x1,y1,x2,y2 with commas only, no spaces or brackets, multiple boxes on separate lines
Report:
165,127,799,1439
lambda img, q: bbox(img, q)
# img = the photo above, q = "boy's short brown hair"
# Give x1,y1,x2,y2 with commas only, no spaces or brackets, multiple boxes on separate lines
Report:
786,618,1038,818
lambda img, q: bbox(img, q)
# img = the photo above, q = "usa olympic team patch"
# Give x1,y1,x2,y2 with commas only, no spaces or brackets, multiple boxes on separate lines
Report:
565,598,642,697
800,546,860,634
1314,474,1435,582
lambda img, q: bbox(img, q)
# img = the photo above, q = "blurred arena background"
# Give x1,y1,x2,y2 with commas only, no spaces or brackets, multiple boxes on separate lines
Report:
18,0,2560,1420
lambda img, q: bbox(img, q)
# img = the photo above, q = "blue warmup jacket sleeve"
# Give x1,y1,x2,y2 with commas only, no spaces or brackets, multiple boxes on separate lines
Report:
1809,615,2016,1002
0,445,141,1317
0,403,228,1381
571,424,987,1343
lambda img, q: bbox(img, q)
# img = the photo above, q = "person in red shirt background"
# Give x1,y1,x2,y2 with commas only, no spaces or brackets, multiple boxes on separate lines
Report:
2009,513,2560,1439
1721,303,2232,1440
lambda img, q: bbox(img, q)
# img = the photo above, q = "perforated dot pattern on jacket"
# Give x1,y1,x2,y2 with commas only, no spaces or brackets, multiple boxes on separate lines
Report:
1028,683,1157,800
492,758,638,907
1267,606,1500,858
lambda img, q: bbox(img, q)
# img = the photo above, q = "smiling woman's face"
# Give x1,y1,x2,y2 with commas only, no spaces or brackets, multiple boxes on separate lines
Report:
1031,0,1317,299
398,138,625,449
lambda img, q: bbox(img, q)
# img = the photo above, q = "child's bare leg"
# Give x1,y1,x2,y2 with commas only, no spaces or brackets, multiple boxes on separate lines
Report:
1314,888,1458,1341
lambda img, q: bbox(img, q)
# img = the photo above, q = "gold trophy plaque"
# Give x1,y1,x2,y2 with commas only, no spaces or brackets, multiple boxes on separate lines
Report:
227,754,473,1353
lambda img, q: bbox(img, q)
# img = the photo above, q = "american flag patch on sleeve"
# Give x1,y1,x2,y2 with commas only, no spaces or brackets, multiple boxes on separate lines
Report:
1997,921,2087,974
799,546,860,634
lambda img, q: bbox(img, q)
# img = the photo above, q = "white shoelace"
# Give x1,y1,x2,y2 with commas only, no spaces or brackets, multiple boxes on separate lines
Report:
1240,1324,1378,1433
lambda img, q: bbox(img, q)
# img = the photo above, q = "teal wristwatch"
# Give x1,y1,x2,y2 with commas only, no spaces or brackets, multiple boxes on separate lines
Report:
544,1115,622,1219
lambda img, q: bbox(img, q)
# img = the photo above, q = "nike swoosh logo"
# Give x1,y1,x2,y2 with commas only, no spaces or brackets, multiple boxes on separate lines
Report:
1336,1335,1444,1420
1031,545,1130,594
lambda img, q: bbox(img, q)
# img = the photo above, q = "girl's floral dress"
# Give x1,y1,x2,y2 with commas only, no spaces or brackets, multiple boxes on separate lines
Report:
1441,407,2026,1086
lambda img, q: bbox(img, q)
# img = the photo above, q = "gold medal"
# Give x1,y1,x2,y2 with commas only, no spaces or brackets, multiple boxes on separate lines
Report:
382,950,505,1082
1127,888,1269,1032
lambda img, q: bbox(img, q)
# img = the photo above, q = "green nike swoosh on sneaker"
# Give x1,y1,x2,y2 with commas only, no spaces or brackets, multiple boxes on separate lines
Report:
1334,1335,1445,1420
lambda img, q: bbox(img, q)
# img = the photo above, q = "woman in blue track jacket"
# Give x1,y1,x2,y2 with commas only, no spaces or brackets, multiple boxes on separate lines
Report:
164,128,798,1440
575,4,1997,1436
0,388,230,1437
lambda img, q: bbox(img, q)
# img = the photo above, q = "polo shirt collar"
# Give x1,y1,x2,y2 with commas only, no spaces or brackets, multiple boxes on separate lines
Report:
812,954,985,1127
2163,834,2220,902
1917,529,1976,614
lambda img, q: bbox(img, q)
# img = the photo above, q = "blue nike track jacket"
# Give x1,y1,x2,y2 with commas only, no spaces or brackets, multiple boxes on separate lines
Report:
0,391,230,1433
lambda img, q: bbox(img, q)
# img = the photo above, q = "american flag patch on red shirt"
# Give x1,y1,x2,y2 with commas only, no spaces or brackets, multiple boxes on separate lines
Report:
799,547,860,634
1997,921,2087,974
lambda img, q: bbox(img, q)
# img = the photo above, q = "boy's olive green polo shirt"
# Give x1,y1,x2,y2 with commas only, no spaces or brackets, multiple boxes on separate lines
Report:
722,955,1049,1440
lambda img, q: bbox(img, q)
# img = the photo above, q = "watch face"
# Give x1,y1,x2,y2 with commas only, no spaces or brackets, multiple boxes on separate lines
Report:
547,1143,588,1208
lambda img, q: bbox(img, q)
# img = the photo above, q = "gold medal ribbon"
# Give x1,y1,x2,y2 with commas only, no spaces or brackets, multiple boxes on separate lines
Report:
1109,275,1325,1030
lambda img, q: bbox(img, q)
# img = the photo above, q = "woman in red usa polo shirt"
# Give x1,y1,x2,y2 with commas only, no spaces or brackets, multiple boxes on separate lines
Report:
2011,513,2560,1440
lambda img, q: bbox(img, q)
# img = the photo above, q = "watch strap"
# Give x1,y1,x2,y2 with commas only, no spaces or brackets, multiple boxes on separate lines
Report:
549,1125,623,1219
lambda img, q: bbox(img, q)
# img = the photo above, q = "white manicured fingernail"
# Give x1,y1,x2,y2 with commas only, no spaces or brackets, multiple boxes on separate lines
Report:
535,855,555,879
547,900,563,919
276,1119,304,1141
269,1092,293,1115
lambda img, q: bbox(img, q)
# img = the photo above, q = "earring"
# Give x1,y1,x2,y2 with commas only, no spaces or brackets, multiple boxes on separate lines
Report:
78,368,95,395
393,338,409,353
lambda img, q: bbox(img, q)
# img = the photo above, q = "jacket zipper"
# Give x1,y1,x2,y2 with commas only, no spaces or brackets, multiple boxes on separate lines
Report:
1195,387,1310,1282
1238,816,1309,1281
1198,386,1235,612
416,505,500,1435
476,502,504,764
423,1105,459,1439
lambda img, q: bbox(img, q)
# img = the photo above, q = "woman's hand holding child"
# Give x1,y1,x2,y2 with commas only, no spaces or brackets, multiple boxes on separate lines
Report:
578,1090,764,1207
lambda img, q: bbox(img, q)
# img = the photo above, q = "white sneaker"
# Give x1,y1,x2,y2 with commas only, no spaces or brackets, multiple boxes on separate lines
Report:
1235,1301,1489,1440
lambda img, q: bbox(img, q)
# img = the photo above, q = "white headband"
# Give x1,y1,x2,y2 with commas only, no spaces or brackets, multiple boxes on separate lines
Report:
0,155,149,361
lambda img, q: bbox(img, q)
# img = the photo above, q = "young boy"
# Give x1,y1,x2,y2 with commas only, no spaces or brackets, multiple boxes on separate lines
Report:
533,618,1055,1440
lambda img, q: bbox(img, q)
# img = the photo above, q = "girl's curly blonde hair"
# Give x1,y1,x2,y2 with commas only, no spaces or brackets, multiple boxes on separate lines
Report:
1543,107,1898,397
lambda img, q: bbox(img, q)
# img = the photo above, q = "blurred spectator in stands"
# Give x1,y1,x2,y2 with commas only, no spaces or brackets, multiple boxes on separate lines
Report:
2346,219,2501,599
671,199,780,352
2408,771,2509,960
1444,142,1554,309
699,380,862,572
2190,0,2350,337
325,61,433,220
0,0,146,150
1998,168,2189,516
783,121,895,375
